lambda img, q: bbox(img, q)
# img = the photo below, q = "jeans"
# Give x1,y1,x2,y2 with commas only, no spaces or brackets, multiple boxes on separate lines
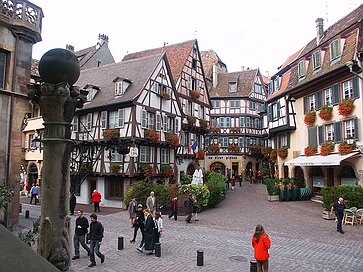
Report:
168,211,178,221
336,213,343,232
74,234,90,257
30,194,37,204
257,259,269,272
133,224,144,245
94,202,100,212
89,240,104,264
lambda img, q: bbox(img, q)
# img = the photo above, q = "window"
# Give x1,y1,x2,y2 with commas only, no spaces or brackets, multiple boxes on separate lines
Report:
238,137,244,147
148,112,155,129
324,88,332,106
115,81,125,95
0,51,7,89
274,76,280,91
239,117,245,127
326,124,334,141
230,100,240,109
229,82,237,92
220,137,228,147
309,95,315,110
110,150,123,162
212,100,220,108
226,117,231,128
175,118,179,133
246,117,251,128
154,82,161,95
254,83,262,94
189,77,197,90
250,101,256,110
246,137,252,147
161,148,169,164
101,111,107,129
313,51,321,70
140,146,151,162
220,117,225,128
344,120,355,139
72,116,78,132
86,113,92,130
330,39,341,61
105,177,123,199
192,58,197,69
280,134,288,147
255,118,261,129
343,79,353,99
156,113,161,131
109,109,124,128
272,104,278,120
298,60,306,78
163,115,168,132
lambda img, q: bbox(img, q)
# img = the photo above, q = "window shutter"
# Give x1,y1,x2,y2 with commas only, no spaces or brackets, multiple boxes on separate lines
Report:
352,77,360,99
287,133,291,148
316,90,322,110
308,126,317,146
268,105,272,121
303,97,308,114
318,126,324,145
118,109,124,127
332,83,341,105
334,121,342,143
277,101,281,118
141,110,147,128
156,113,161,131
354,118,359,141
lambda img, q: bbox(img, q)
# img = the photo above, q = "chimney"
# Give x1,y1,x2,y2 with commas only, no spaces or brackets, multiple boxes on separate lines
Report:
97,33,109,49
212,64,218,88
241,66,245,71
315,18,324,44
66,44,74,51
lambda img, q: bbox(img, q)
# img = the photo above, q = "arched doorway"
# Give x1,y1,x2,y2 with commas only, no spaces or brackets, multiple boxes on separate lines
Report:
210,162,226,175
341,165,357,186
28,163,38,186
311,167,324,194
186,164,196,176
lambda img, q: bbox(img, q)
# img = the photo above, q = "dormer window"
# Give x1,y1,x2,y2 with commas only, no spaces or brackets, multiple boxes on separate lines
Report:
313,51,321,70
115,81,125,95
274,76,280,91
330,39,341,62
254,83,262,94
154,82,161,95
84,84,99,102
229,82,237,92
298,60,306,79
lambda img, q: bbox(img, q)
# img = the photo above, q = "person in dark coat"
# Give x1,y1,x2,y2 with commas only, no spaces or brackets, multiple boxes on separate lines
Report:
131,204,145,244
138,209,155,254
185,194,194,223
87,213,105,267
168,197,178,221
72,210,90,260
70,193,77,215
330,197,346,234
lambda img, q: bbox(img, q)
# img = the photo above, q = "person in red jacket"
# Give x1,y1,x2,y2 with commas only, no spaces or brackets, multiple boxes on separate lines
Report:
91,190,101,212
252,224,271,272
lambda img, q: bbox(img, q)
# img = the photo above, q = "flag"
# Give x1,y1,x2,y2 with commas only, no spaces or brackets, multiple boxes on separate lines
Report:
192,140,198,158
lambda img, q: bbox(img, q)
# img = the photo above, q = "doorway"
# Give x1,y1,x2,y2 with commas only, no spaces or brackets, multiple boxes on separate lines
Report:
327,168,334,187
232,162,239,178
89,178,97,203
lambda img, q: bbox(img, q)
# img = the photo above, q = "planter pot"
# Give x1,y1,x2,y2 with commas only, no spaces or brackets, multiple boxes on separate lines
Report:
322,210,336,220
267,195,279,202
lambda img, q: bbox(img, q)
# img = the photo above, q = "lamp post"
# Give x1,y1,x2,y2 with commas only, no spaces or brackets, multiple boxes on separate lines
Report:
27,48,86,271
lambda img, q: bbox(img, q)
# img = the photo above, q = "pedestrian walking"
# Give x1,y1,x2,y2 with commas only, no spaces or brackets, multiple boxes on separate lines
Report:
192,194,199,221
70,193,77,215
146,191,156,215
237,175,242,187
128,197,138,226
168,197,178,221
130,204,145,244
231,176,236,191
29,184,39,205
252,224,271,272
226,168,231,189
184,193,194,223
138,209,155,255
91,190,101,212
258,170,263,184
330,197,346,234
72,210,90,260
87,213,105,267
248,169,253,184
154,212,163,244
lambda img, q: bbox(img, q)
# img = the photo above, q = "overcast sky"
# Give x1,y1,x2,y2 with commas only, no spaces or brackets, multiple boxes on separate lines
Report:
31,0,361,76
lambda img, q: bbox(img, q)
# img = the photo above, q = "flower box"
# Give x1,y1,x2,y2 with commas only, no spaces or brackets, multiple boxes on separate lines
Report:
338,140,356,155
79,163,92,172
103,128,120,140
304,145,317,156
161,165,174,178
230,127,240,133
208,143,220,153
320,141,335,156
318,106,333,121
199,119,208,129
190,89,201,99
210,127,221,133
187,115,197,125
261,146,272,155
139,163,154,177
270,150,277,160
110,164,120,173
227,144,239,153
250,144,260,154
161,90,171,100
145,129,160,143
278,146,288,159
338,99,355,116
304,111,316,126
166,133,179,148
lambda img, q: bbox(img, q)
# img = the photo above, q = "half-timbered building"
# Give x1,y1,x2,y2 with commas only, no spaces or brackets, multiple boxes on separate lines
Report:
206,68,268,178
123,40,212,179
72,53,182,208
267,4,363,189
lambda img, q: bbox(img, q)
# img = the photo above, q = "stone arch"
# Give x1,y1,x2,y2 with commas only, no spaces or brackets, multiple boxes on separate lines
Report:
186,163,196,176
340,164,358,185
27,163,38,186
209,161,226,175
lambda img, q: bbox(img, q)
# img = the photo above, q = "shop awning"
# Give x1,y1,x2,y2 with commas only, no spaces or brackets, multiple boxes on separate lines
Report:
284,152,359,166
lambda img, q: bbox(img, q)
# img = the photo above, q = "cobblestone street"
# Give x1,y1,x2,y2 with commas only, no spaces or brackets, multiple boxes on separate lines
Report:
20,183,363,271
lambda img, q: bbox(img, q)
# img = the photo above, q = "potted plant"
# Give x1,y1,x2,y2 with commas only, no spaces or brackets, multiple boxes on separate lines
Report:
161,90,171,100
270,149,277,160
230,127,240,133
103,128,120,140
139,163,154,178
318,106,333,121
208,143,220,153
166,133,179,148
110,164,120,173
304,145,317,156
199,119,208,129
320,141,335,156
227,144,239,153
250,144,260,154
187,115,197,125
161,164,174,178
304,111,316,126
210,127,221,133
278,146,288,159
338,99,355,116
190,90,201,99
265,178,279,201
145,129,160,143
338,140,356,155
261,146,272,155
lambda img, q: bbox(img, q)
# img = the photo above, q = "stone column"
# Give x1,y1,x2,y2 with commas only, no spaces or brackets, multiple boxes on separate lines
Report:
27,49,86,271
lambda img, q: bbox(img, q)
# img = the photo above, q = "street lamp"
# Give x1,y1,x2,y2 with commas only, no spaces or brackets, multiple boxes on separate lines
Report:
346,136,355,145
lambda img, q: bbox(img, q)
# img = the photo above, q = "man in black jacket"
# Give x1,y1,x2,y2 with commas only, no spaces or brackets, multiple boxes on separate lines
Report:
331,197,346,234
72,210,90,260
88,213,105,267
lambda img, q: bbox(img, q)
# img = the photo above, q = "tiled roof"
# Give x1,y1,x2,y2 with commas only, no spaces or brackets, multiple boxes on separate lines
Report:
200,50,227,77
209,69,258,98
75,45,98,67
76,53,164,111
122,40,196,83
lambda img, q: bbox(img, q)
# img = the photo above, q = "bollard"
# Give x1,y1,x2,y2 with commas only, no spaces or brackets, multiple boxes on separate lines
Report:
250,259,257,272
155,243,161,257
118,236,124,250
19,204,22,213
25,210,29,218
197,250,204,266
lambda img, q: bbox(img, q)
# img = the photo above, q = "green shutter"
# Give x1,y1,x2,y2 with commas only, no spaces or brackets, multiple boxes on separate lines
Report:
318,126,324,145
287,132,291,148
332,83,341,105
352,77,360,99
308,126,317,146
303,96,308,114
334,121,342,143
277,101,281,118
316,90,322,109
354,118,359,141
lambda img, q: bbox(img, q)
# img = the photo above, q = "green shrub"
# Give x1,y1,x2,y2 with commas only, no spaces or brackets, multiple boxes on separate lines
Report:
180,175,192,185
180,184,210,210
205,172,227,183
204,172,226,207
321,185,363,210
265,178,279,195
0,184,14,210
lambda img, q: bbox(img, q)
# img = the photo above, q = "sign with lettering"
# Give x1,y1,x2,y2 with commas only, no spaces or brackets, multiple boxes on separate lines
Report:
129,147,138,158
